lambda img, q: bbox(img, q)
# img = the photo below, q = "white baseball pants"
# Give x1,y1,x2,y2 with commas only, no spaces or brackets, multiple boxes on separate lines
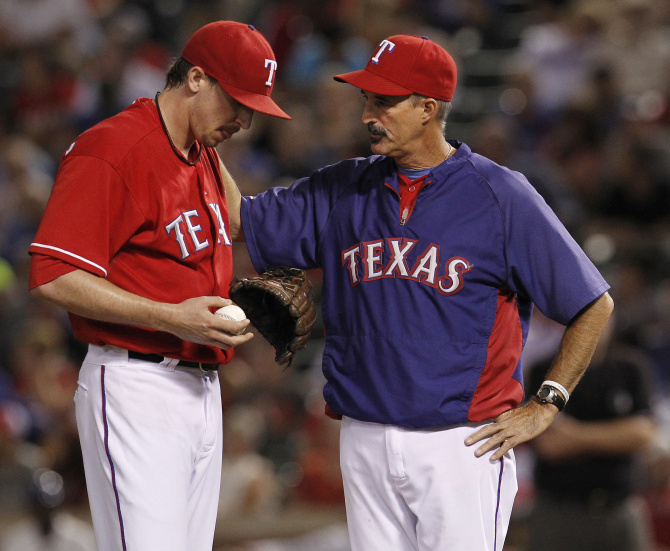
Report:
340,416,517,551
74,344,223,551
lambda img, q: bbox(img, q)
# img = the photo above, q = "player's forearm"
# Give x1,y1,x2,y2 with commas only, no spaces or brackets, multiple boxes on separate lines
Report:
542,292,614,394
30,269,176,331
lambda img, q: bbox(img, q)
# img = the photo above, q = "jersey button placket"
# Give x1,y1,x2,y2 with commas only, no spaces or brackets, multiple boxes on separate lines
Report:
398,175,428,225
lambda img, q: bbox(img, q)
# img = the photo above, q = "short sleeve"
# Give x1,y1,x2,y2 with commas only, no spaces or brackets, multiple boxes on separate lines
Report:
496,170,609,324
29,154,145,278
241,178,318,273
29,254,79,289
241,157,381,274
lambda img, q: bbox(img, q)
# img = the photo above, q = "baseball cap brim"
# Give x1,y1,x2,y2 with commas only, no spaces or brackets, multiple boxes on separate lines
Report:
333,69,414,96
219,80,291,119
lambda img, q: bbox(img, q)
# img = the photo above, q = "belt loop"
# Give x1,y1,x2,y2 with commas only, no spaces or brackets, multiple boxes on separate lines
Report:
163,358,179,372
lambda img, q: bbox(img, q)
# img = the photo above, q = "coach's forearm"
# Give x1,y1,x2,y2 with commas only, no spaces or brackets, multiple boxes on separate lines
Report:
218,158,245,241
542,292,614,395
464,292,615,462
30,269,178,331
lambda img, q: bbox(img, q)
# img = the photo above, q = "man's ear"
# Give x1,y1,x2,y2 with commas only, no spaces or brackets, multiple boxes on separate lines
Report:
421,97,439,124
187,66,208,93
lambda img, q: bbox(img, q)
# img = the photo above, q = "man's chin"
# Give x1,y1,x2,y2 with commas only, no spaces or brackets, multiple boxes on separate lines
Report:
370,139,385,154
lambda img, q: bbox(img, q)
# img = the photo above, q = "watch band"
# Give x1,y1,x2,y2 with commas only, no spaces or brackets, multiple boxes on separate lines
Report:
541,380,570,403
535,385,567,411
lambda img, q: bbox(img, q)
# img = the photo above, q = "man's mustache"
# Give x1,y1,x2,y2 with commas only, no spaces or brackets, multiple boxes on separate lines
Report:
367,123,388,137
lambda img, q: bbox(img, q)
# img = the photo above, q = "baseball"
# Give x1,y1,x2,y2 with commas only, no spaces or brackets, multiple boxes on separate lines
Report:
215,304,247,334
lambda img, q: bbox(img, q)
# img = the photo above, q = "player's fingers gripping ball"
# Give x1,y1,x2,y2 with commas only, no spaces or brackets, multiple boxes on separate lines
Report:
215,304,248,334
229,267,317,366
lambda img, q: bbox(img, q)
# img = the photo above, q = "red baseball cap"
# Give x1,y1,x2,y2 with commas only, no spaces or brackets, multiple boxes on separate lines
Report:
182,21,290,119
334,35,457,102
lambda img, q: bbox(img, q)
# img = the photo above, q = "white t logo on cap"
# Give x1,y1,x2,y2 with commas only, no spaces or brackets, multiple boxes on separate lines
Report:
265,59,278,87
371,39,396,64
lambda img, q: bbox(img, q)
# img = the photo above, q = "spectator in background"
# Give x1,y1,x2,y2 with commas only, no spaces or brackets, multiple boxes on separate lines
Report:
526,313,658,551
217,403,281,520
599,0,670,111
0,468,96,551
510,0,610,124
598,137,670,229
0,0,99,52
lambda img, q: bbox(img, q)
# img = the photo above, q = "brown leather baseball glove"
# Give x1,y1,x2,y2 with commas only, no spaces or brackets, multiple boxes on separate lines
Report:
229,267,317,366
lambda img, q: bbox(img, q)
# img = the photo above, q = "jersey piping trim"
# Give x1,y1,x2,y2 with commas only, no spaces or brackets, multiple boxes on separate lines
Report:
101,366,128,551
30,243,108,276
494,457,504,551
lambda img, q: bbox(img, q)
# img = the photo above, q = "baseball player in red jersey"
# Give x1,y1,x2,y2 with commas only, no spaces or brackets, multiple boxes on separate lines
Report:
28,21,290,551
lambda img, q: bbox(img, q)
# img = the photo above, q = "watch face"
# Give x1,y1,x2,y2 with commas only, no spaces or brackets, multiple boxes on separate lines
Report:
538,387,552,400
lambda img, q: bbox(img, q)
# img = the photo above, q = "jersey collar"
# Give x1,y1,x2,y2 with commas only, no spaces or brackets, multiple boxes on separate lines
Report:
155,92,202,166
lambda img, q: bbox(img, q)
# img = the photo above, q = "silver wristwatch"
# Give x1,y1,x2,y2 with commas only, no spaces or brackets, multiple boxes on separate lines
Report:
535,385,566,411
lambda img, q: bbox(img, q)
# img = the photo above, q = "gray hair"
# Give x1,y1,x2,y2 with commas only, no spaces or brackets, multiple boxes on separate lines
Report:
411,94,452,130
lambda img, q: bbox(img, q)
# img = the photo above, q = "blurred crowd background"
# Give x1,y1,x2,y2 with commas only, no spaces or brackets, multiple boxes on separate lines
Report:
2,0,670,549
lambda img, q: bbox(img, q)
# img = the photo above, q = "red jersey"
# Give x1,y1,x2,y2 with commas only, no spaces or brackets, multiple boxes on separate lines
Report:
29,97,234,364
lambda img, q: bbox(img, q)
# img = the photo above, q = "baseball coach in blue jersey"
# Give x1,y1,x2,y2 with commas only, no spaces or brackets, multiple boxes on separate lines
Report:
225,34,614,551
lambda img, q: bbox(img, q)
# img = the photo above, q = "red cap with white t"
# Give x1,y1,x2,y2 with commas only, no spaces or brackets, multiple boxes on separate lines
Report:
182,21,291,119
333,34,457,102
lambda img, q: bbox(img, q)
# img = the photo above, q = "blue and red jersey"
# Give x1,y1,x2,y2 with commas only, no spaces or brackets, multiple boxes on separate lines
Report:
241,142,609,428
